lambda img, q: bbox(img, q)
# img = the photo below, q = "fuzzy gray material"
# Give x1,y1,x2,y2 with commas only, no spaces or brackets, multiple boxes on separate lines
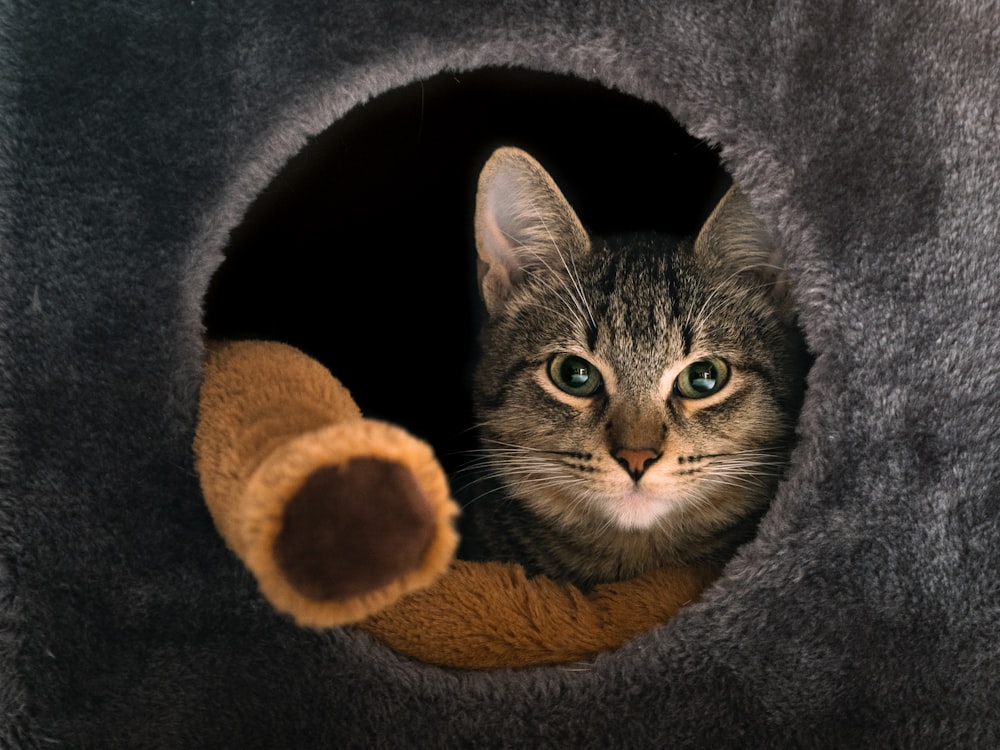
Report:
1,1,998,747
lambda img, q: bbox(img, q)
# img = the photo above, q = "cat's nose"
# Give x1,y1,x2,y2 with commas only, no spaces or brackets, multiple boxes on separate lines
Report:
612,447,661,482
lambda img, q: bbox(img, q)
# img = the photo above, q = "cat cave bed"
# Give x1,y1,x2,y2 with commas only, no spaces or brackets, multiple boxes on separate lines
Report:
2,3,998,747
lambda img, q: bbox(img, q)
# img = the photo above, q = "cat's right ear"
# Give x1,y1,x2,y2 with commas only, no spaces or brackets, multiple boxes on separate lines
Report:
474,147,589,316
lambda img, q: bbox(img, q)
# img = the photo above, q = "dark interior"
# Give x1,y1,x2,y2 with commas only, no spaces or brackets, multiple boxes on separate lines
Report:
202,67,728,475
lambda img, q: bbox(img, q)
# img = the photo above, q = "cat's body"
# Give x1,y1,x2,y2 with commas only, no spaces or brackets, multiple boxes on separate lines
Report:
457,147,809,590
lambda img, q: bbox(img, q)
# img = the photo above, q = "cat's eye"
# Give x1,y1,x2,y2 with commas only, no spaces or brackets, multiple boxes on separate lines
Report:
548,354,603,397
675,357,730,399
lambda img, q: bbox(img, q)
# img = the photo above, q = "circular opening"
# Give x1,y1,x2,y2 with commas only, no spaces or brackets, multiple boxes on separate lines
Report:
202,67,728,474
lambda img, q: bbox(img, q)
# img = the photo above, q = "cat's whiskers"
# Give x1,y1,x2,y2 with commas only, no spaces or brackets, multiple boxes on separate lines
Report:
521,249,593,333
522,198,597,332
697,279,782,332
683,450,789,494
687,266,749,330
461,469,591,511
692,474,775,494
688,263,784,329
523,299,585,331
457,437,593,499
550,247,597,334
475,435,593,459
499,205,594,336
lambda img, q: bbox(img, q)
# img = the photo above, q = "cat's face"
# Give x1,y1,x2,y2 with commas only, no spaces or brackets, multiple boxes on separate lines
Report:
472,147,807,543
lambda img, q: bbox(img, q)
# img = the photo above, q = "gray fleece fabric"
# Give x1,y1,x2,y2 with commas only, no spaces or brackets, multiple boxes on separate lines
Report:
1,2,998,748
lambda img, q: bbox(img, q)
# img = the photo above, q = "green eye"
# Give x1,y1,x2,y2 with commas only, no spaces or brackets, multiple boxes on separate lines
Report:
675,357,730,399
548,354,603,397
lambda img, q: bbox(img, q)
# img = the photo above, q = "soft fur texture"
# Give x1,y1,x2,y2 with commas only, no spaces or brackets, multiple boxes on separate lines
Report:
1,2,999,748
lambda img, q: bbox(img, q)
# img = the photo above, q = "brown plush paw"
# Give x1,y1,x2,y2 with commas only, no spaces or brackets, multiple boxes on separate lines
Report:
273,458,436,601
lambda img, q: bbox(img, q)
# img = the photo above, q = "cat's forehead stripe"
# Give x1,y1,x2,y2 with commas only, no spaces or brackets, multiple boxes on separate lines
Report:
664,257,684,330
586,320,599,352
681,321,694,357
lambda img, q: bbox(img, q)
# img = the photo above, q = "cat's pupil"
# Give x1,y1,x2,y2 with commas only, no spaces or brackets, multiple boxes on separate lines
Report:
565,362,589,386
691,364,717,390
676,358,729,399
549,354,602,396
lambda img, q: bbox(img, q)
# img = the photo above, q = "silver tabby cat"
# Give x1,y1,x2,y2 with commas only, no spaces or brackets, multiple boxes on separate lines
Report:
457,147,809,589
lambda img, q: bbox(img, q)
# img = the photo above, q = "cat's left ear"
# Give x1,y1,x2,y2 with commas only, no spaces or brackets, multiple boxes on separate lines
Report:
695,185,793,317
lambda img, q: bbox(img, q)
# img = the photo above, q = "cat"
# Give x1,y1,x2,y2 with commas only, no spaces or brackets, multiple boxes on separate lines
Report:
456,146,809,590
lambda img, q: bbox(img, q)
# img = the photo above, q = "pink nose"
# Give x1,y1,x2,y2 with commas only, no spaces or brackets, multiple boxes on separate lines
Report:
612,448,661,482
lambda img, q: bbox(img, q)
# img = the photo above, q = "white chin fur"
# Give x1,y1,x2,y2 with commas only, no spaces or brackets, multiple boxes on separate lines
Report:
603,490,675,530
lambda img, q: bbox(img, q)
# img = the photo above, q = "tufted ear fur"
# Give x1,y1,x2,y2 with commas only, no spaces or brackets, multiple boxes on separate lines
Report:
694,185,793,318
474,147,591,317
